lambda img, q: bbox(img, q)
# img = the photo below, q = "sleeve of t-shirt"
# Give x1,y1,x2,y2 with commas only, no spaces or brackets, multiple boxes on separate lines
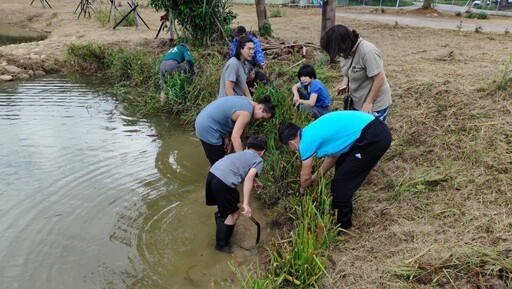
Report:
230,39,237,58
184,50,195,66
362,48,384,78
224,63,239,82
254,159,264,177
309,80,325,96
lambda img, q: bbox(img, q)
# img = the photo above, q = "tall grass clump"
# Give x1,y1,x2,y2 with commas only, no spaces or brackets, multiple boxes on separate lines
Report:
390,247,512,287
270,9,285,18
93,0,137,27
67,43,107,73
491,58,512,92
232,179,340,288
67,43,161,114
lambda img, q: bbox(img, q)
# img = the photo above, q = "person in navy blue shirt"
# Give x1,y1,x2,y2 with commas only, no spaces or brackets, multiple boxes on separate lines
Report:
230,26,266,69
292,64,331,119
278,111,391,230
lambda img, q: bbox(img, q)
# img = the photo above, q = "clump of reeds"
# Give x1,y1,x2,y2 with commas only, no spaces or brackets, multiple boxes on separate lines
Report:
231,178,340,288
390,246,512,287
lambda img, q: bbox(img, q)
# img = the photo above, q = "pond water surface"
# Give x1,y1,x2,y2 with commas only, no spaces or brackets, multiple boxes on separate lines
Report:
0,76,259,289
0,24,47,46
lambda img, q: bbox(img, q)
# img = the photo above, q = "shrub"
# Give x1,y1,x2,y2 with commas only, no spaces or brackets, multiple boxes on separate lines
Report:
270,8,284,18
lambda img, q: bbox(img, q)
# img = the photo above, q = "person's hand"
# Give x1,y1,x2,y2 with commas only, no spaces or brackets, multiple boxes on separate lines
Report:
336,85,348,96
224,137,233,154
262,62,268,69
293,95,300,106
254,179,264,191
362,102,373,113
242,204,252,217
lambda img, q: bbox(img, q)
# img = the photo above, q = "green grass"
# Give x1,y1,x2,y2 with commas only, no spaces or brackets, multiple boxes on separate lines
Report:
270,8,285,18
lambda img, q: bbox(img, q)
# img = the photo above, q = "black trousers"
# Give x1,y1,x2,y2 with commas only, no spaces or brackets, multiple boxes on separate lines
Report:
205,172,240,218
331,118,392,227
200,139,225,166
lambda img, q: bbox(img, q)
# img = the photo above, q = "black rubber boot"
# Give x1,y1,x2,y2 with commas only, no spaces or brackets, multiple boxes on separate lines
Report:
214,211,220,225
335,204,353,230
215,217,235,253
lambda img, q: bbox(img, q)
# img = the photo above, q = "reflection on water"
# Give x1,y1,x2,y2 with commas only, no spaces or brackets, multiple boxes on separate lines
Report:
0,24,47,46
0,76,260,289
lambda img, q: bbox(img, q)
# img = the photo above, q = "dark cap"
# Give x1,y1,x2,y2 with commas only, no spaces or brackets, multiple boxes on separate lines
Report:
232,26,247,38
247,135,268,151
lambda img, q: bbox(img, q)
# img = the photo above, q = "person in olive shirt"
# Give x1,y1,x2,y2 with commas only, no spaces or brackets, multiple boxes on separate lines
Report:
159,43,195,90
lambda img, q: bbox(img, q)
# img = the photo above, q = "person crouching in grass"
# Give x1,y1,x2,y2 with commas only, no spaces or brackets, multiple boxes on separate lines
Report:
205,135,268,253
292,64,331,119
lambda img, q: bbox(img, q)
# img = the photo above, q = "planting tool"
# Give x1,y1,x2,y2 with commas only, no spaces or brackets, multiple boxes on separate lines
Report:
238,204,261,245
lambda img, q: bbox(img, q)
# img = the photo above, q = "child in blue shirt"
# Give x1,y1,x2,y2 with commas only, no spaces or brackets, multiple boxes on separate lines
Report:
292,64,331,119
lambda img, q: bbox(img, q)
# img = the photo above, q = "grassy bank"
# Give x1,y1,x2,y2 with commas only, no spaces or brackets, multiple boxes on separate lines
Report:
66,34,512,287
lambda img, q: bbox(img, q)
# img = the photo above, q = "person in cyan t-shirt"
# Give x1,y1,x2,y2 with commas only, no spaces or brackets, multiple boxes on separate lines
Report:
291,64,331,119
278,111,391,231
205,135,268,253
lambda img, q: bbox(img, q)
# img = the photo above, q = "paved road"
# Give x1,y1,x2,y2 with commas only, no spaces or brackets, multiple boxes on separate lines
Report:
337,4,512,32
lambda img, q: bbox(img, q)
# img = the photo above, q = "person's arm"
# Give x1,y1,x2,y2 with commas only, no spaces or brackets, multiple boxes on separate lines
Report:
361,70,385,113
251,36,266,67
241,167,258,217
292,82,301,106
183,50,194,67
243,84,252,98
254,177,263,190
230,111,251,152
312,156,338,182
225,81,236,96
230,39,237,58
297,93,317,107
300,157,314,193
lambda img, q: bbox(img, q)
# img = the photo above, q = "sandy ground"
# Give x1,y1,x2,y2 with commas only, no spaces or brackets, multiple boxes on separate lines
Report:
1,1,512,288
0,0,510,79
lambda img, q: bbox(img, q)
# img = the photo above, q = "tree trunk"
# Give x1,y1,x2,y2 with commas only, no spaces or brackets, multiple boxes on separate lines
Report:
422,0,431,8
255,0,268,30
321,0,336,37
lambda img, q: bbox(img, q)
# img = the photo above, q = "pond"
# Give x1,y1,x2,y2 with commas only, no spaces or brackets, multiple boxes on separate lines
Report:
0,24,48,46
0,76,261,289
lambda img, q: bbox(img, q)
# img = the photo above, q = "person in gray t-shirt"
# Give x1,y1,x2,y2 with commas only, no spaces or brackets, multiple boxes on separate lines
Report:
205,135,267,253
218,36,254,98
195,95,275,166
321,25,392,122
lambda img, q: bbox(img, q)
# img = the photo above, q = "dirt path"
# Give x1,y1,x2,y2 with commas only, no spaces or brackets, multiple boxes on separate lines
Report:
337,10,512,32
1,1,510,81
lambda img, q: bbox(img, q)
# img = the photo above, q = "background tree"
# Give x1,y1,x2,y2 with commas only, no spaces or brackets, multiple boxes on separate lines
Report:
422,0,431,9
255,0,272,37
149,0,236,45
321,0,336,37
